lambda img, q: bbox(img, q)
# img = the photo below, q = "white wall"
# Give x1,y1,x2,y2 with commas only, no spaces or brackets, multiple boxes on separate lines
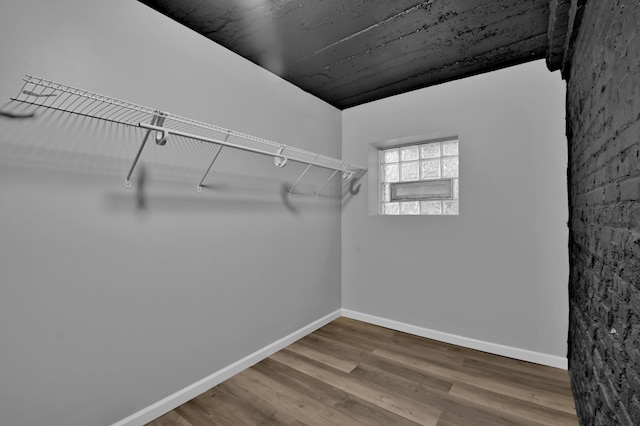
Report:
342,60,569,359
0,1,342,426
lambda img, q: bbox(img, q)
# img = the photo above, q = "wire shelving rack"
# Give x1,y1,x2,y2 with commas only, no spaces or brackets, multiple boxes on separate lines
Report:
9,75,366,196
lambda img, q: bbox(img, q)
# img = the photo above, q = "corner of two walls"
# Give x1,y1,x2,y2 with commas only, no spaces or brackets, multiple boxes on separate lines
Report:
340,60,570,363
0,1,342,426
565,1,640,424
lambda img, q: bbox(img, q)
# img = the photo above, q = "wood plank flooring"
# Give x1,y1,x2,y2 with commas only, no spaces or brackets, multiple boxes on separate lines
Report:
147,317,578,426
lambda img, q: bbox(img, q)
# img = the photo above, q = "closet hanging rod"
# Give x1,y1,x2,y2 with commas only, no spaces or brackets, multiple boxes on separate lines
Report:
138,122,357,175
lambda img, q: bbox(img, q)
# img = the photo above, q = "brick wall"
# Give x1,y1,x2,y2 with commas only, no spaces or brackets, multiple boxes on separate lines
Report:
565,0,640,424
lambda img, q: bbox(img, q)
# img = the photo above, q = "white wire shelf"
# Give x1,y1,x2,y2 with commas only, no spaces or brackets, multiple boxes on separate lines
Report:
10,75,365,195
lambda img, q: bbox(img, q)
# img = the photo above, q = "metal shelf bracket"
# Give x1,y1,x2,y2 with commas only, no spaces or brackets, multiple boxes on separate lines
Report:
125,111,164,188
197,131,231,192
288,156,318,196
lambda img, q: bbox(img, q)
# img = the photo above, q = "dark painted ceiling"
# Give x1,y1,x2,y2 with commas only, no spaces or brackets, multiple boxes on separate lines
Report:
138,0,552,109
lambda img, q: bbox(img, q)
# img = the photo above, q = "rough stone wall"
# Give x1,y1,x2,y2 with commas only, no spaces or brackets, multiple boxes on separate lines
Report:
565,0,640,424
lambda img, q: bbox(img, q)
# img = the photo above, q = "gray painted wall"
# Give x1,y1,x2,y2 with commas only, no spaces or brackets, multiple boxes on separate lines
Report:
341,61,569,358
0,1,572,424
0,1,342,425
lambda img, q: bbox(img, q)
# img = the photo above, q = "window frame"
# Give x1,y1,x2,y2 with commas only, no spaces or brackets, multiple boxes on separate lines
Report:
389,179,453,201
378,137,459,216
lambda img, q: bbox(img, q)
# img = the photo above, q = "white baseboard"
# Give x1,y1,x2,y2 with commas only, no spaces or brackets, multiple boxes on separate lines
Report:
111,309,342,426
112,307,566,426
341,309,568,370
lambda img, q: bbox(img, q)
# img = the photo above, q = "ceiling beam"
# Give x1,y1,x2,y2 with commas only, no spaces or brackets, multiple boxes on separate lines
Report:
546,0,588,77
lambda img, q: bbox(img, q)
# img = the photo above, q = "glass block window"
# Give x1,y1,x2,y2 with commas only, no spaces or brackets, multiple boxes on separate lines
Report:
380,139,459,215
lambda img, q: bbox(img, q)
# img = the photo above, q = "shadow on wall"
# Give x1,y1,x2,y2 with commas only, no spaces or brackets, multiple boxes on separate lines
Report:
0,102,351,214
104,182,340,215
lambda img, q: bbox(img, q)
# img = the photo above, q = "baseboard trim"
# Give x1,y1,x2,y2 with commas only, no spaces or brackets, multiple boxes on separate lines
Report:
341,309,568,370
113,307,566,425
111,309,342,426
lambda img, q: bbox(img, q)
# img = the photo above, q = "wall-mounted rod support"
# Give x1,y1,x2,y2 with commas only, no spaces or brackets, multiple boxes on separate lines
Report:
125,113,161,188
154,113,168,145
197,132,230,192
288,160,316,196
274,147,288,168
315,169,340,198
125,128,152,188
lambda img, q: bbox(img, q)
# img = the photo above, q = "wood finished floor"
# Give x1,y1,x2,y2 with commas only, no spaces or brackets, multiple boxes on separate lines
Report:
147,317,578,426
